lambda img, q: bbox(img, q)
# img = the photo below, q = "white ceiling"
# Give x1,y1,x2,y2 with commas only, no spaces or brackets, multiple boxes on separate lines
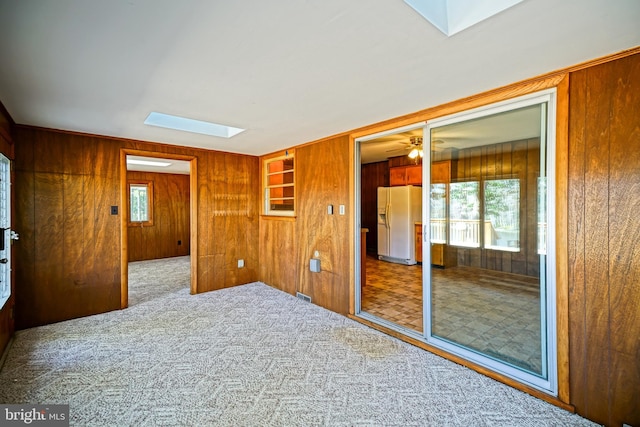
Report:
0,0,638,158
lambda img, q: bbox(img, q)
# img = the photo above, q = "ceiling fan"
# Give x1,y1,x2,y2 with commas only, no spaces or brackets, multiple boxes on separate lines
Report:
385,136,423,156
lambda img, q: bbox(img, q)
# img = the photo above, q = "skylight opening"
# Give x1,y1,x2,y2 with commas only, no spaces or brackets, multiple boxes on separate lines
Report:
404,0,524,36
144,112,245,138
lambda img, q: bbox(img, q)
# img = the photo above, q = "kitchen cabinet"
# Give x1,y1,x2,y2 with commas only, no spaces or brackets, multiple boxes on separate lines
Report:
390,165,422,186
431,243,444,267
415,224,422,263
416,223,447,267
431,161,450,184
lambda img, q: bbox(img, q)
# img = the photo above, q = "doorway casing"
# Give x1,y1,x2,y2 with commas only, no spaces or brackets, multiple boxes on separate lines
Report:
119,148,198,308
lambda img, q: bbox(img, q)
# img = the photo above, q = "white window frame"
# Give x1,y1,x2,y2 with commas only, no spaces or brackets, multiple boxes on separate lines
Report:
263,154,295,217
424,88,558,395
0,153,11,310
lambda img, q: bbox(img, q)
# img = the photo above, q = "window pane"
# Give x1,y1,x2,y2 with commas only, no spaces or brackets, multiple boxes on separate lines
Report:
267,158,294,174
267,170,293,186
430,184,447,243
449,181,480,247
265,156,295,215
130,185,149,222
484,179,520,251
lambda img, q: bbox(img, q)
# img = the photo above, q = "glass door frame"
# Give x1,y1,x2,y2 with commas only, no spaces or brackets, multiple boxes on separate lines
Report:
422,88,558,395
354,122,427,339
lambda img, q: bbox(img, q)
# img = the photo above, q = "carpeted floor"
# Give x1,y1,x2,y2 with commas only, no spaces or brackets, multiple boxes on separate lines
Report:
0,256,596,426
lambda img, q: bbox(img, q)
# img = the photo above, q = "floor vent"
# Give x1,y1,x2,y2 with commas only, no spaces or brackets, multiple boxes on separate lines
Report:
296,292,311,303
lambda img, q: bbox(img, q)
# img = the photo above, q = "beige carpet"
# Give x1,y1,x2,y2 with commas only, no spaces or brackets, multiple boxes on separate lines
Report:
0,256,596,426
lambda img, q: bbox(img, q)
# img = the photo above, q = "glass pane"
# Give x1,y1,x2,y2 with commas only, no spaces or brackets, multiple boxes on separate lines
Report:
449,182,480,248
268,188,294,212
429,102,549,379
430,184,446,243
130,185,148,222
267,170,293,186
484,179,520,251
267,158,294,174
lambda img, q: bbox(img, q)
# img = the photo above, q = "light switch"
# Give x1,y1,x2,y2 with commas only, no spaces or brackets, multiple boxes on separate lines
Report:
339,205,345,215
310,258,321,273
327,205,333,215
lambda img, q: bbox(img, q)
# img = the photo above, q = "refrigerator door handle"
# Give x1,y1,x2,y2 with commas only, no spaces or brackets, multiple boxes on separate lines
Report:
385,203,390,229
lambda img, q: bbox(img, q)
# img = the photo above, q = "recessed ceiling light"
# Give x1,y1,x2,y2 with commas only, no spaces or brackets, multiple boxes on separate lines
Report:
144,112,245,138
126,159,172,167
404,0,524,36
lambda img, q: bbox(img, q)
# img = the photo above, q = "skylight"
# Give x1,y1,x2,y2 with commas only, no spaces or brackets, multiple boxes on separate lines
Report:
144,112,245,138
404,0,524,36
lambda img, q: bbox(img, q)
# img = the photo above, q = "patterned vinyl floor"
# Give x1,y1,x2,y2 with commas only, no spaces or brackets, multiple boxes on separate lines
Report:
361,256,543,374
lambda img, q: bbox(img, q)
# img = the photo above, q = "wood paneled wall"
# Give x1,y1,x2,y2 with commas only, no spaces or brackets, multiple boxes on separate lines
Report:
258,217,297,296
568,53,640,427
360,161,389,254
0,102,14,357
296,136,351,314
13,127,259,329
259,136,351,314
451,139,541,277
127,172,190,262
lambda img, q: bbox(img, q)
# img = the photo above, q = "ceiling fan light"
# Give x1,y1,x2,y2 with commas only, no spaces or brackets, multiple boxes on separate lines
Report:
408,148,419,159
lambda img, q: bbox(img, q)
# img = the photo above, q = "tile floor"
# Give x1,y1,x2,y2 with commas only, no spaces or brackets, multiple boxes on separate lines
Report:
361,255,543,374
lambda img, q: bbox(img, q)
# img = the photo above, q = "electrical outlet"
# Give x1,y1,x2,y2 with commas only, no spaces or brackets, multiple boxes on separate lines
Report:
178,240,182,245
237,259,245,268
339,205,345,215
110,206,118,215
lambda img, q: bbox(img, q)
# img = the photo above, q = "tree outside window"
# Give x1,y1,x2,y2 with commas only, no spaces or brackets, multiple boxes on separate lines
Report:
128,181,153,226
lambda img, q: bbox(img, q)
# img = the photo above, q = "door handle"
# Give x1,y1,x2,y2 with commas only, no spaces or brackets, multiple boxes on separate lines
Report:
0,258,8,264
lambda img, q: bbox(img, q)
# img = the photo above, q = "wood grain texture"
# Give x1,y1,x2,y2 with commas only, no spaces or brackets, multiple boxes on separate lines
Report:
568,53,640,426
360,161,389,254
296,135,350,314
554,74,571,405
258,216,297,295
14,127,259,329
126,172,190,262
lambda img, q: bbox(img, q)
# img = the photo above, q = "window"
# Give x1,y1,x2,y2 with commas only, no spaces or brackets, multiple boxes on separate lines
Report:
430,183,447,243
449,181,480,247
484,178,520,251
128,181,153,226
0,154,10,309
446,179,520,251
264,154,294,216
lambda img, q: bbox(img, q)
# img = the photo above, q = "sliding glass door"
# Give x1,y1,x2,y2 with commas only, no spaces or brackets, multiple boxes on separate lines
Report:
423,90,557,394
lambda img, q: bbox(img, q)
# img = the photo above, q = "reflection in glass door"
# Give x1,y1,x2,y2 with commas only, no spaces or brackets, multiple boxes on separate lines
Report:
424,90,557,394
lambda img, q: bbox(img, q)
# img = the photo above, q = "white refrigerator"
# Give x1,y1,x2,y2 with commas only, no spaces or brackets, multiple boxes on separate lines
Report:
377,185,422,265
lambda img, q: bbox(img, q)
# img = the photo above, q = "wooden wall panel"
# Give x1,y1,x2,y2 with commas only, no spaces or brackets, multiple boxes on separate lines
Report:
13,126,259,329
296,136,350,314
568,53,640,427
360,161,389,254
127,172,190,262
0,102,13,357
258,217,297,295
